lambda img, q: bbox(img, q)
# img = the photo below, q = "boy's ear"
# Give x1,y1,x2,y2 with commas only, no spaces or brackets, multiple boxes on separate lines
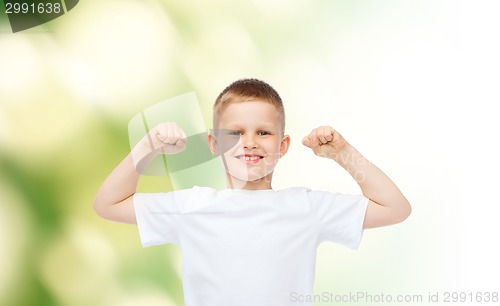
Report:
208,133,219,156
279,135,291,158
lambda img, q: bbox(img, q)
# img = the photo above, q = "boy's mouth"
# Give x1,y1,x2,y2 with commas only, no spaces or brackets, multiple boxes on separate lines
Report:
235,154,264,163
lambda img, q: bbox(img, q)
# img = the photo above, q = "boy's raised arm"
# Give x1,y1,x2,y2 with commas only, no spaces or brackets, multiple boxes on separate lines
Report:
302,126,411,229
93,122,186,224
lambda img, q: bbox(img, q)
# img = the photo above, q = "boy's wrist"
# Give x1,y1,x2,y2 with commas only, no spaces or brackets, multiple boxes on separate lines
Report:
131,139,160,173
329,143,363,168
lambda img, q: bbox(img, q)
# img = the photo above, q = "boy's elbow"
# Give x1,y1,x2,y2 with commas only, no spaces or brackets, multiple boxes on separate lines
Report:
93,197,110,220
93,200,104,218
395,200,412,224
92,195,137,224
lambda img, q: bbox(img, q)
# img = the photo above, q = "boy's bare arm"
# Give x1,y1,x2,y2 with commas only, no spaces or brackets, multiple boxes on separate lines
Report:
302,126,411,229
93,122,186,224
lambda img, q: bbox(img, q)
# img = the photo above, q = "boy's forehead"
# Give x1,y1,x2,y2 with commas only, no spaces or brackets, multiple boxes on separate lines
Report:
214,100,285,133
220,101,280,121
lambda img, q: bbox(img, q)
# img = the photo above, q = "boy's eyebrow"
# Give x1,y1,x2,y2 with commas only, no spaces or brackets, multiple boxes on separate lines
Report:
219,122,277,130
257,123,275,129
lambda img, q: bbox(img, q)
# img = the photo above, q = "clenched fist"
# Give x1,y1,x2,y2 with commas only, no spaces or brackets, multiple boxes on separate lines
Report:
132,122,187,173
302,126,347,159
142,122,187,155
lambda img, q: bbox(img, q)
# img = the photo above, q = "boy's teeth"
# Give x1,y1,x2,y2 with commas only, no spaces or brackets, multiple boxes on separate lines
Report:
240,156,260,161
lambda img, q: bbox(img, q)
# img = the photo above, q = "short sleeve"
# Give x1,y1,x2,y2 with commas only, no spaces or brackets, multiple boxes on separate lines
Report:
308,190,369,249
133,189,191,247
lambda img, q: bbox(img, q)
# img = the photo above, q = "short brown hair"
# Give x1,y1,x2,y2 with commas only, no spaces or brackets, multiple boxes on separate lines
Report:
213,78,285,132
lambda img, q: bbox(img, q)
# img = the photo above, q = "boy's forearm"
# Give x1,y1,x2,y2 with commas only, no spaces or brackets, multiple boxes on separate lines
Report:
93,153,140,216
93,144,155,215
332,144,410,213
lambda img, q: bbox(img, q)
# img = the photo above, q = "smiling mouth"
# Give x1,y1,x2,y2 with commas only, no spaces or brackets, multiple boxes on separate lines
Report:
235,155,264,161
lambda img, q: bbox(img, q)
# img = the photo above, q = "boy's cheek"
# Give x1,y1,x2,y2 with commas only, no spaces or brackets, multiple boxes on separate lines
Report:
211,130,242,154
220,140,242,154
264,154,280,168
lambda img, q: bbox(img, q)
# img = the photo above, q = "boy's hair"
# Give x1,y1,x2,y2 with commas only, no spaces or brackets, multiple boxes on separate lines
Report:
213,78,286,133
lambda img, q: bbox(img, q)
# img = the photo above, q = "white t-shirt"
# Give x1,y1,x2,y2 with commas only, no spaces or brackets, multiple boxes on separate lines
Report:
134,186,368,306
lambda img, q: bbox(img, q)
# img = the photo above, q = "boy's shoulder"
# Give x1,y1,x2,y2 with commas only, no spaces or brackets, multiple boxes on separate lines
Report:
136,186,364,215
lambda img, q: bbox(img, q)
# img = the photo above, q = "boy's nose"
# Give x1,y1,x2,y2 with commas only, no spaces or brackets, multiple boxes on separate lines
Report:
242,134,258,149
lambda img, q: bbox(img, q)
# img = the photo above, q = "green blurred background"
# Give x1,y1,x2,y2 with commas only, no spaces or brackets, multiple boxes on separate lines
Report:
1,1,499,305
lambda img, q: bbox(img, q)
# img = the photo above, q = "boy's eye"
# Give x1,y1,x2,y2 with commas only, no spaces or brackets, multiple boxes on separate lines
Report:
224,130,270,136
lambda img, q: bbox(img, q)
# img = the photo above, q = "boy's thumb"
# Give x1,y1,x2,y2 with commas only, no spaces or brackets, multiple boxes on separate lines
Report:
175,139,186,149
302,136,320,149
302,137,311,147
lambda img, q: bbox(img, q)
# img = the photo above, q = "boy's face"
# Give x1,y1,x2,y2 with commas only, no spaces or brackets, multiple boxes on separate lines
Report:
209,101,290,189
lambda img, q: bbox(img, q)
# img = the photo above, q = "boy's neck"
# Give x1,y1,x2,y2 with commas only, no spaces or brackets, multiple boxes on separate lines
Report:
225,172,274,190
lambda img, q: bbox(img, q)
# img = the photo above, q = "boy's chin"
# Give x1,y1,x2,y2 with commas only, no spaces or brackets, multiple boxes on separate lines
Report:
226,172,273,184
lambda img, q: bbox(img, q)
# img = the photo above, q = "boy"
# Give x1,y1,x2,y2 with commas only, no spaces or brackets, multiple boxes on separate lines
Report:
94,79,411,306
